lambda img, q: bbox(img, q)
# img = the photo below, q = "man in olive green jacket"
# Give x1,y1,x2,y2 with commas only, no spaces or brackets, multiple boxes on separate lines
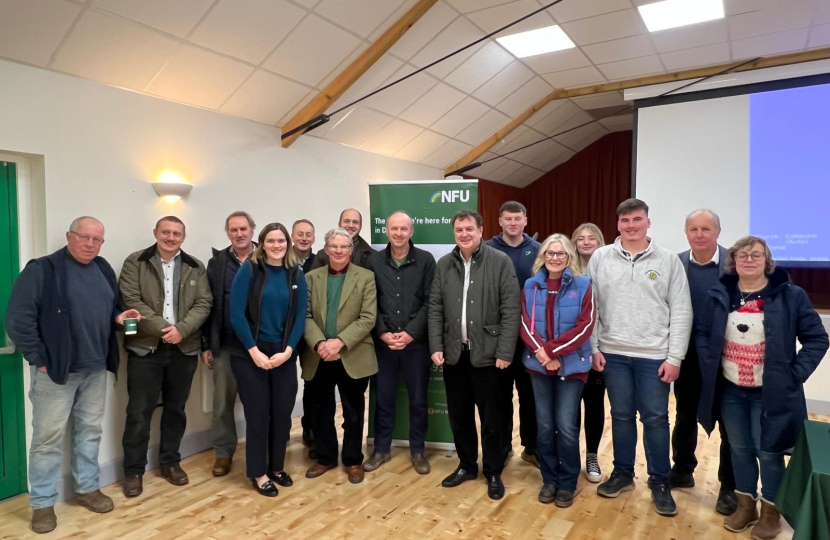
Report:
428,210,520,501
119,216,212,498
303,228,377,484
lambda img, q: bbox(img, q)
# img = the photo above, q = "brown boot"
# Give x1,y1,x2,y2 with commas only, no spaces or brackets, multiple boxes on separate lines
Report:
31,507,57,534
76,489,114,513
750,499,782,540
212,458,232,477
724,491,759,532
160,465,189,486
122,474,143,498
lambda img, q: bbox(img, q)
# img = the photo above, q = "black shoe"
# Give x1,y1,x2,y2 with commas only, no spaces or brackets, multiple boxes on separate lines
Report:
597,471,635,498
251,478,278,497
669,472,695,488
487,475,505,500
554,490,574,508
716,488,738,516
538,484,557,504
302,429,315,447
309,447,318,460
442,468,477,488
649,482,677,516
268,471,293,487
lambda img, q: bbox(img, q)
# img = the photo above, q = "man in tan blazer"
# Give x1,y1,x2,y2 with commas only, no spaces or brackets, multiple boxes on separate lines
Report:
302,228,378,484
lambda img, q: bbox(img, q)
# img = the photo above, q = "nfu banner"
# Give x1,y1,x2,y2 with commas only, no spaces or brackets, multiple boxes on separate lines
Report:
367,179,478,449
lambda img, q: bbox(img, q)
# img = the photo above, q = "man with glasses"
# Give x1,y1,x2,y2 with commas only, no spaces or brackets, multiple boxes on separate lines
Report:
589,198,692,517
302,228,378,484
672,209,737,515
6,217,141,534
119,216,212,498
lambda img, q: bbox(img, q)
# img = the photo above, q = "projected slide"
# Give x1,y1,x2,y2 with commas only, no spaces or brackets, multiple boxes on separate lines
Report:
750,85,830,262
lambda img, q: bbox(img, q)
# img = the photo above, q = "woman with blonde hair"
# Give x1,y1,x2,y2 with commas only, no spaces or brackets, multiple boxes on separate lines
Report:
230,222,308,497
571,223,606,483
519,234,596,508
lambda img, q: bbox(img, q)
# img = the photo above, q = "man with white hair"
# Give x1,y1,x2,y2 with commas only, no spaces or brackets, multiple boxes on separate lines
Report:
672,209,737,515
6,216,140,534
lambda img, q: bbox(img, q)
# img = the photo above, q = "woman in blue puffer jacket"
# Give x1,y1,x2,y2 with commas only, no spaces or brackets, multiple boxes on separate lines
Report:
519,233,596,508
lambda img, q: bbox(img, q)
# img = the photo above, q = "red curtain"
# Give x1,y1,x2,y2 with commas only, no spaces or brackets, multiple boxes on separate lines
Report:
477,131,829,308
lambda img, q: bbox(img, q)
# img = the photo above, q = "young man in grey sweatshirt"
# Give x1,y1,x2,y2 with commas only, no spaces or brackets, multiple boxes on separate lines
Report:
587,198,692,517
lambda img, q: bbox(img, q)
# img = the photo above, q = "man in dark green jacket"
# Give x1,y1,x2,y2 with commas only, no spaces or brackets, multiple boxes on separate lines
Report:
427,209,520,501
119,216,212,498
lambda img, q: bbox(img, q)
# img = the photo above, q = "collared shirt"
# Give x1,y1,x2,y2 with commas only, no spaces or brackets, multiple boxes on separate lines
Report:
690,248,720,266
621,238,652,263
461,256,472,344
160,252,180,324
328,262,349,275
229,245,253,264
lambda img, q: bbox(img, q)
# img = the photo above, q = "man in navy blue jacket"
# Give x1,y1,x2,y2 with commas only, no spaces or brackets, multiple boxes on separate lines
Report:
5,217,139,534
485,201,541,467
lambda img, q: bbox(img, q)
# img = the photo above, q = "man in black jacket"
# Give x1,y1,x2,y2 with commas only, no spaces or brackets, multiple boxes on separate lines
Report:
200,211,256,477
5,216,139,534
428,210,521,501
363,211,436,475
311,208,376,269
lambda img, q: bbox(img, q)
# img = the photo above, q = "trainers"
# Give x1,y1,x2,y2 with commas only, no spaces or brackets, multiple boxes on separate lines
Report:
649,482,677,516
597,471,635,498
669,472,695,489
585,453,602,483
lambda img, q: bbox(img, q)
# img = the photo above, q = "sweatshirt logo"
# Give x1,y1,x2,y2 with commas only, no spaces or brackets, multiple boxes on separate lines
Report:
525,250,532,256
645,269,661,281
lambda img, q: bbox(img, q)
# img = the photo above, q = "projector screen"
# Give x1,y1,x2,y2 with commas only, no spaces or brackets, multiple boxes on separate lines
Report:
634,74,830,267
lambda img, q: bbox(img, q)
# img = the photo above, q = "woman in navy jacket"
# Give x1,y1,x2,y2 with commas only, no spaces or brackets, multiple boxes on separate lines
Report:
696,236,827,539
230,222,308,497
519,234,595,508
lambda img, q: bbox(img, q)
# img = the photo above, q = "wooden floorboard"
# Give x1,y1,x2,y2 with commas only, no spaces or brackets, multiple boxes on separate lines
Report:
1,396,824,539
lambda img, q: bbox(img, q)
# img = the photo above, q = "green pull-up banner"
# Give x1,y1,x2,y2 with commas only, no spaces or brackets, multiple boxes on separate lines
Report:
367,179,478,449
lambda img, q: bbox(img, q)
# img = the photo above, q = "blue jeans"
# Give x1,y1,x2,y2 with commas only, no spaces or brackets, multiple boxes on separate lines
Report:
28,367,107,509
602,353,671,484
530,374,584,491
719,382,786,501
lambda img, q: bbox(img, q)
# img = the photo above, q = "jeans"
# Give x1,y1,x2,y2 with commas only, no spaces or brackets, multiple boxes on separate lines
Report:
671,344,735,489
443,351,511,477
308,360,370,467
122,345,198,476
580,369,605,455
531,374,584,491
373,343,432,455
602,353,671,484
502,344,537,454
28,367,107,509
719,381,786,501
230,342,298,478
211,349,238,459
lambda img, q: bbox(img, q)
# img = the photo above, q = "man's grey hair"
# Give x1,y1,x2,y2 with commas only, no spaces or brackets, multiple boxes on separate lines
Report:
69,216,103,232
684,209,721,231
324,227,354,247
387,210,414,231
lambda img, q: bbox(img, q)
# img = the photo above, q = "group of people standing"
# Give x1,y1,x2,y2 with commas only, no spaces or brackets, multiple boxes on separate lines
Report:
6,199,827,540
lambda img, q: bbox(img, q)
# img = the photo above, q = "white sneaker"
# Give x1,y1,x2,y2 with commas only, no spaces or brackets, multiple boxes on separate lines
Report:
586,453,602,483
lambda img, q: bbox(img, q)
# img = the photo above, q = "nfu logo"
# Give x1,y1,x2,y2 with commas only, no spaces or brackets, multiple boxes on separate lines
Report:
430,190,470,203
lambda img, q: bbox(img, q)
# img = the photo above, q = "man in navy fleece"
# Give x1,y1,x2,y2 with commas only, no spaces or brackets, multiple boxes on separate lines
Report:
486,201,541,467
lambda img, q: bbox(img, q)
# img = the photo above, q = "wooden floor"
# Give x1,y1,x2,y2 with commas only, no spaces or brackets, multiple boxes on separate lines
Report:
1,397,824,539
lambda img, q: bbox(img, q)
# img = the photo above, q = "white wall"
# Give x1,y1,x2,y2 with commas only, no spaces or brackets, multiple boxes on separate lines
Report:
0,58,441,489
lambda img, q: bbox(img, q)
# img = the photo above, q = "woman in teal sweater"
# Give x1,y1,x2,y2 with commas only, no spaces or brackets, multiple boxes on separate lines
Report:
230,222,307,497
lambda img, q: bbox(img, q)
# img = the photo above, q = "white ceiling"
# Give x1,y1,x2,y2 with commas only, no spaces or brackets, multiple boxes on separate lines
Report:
1,0,828,186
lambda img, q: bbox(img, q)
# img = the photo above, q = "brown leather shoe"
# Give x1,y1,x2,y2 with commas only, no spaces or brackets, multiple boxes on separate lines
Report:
347,465,365,484
76,489,114,513
212,458,232,477
305,462,337,479
31,507,57,534
411,453,431,475
122,475,143,498
160,465,189,486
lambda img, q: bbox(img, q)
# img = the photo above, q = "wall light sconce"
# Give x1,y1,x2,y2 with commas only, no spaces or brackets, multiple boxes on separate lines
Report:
152,171,192,201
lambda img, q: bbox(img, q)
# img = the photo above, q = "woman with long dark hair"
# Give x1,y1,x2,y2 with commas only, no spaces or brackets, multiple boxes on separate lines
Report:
230,222,307,497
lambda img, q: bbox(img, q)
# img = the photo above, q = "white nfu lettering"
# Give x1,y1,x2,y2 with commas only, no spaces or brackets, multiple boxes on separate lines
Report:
440,190,470,203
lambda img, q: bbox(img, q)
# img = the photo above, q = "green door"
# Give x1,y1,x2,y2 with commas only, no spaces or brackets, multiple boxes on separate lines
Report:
0,161,26,500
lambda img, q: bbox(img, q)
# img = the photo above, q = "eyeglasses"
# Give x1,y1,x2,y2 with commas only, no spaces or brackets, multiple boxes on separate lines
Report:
735,252,765,262
544,251,568,260
327,245,352,252
69,231,105,246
